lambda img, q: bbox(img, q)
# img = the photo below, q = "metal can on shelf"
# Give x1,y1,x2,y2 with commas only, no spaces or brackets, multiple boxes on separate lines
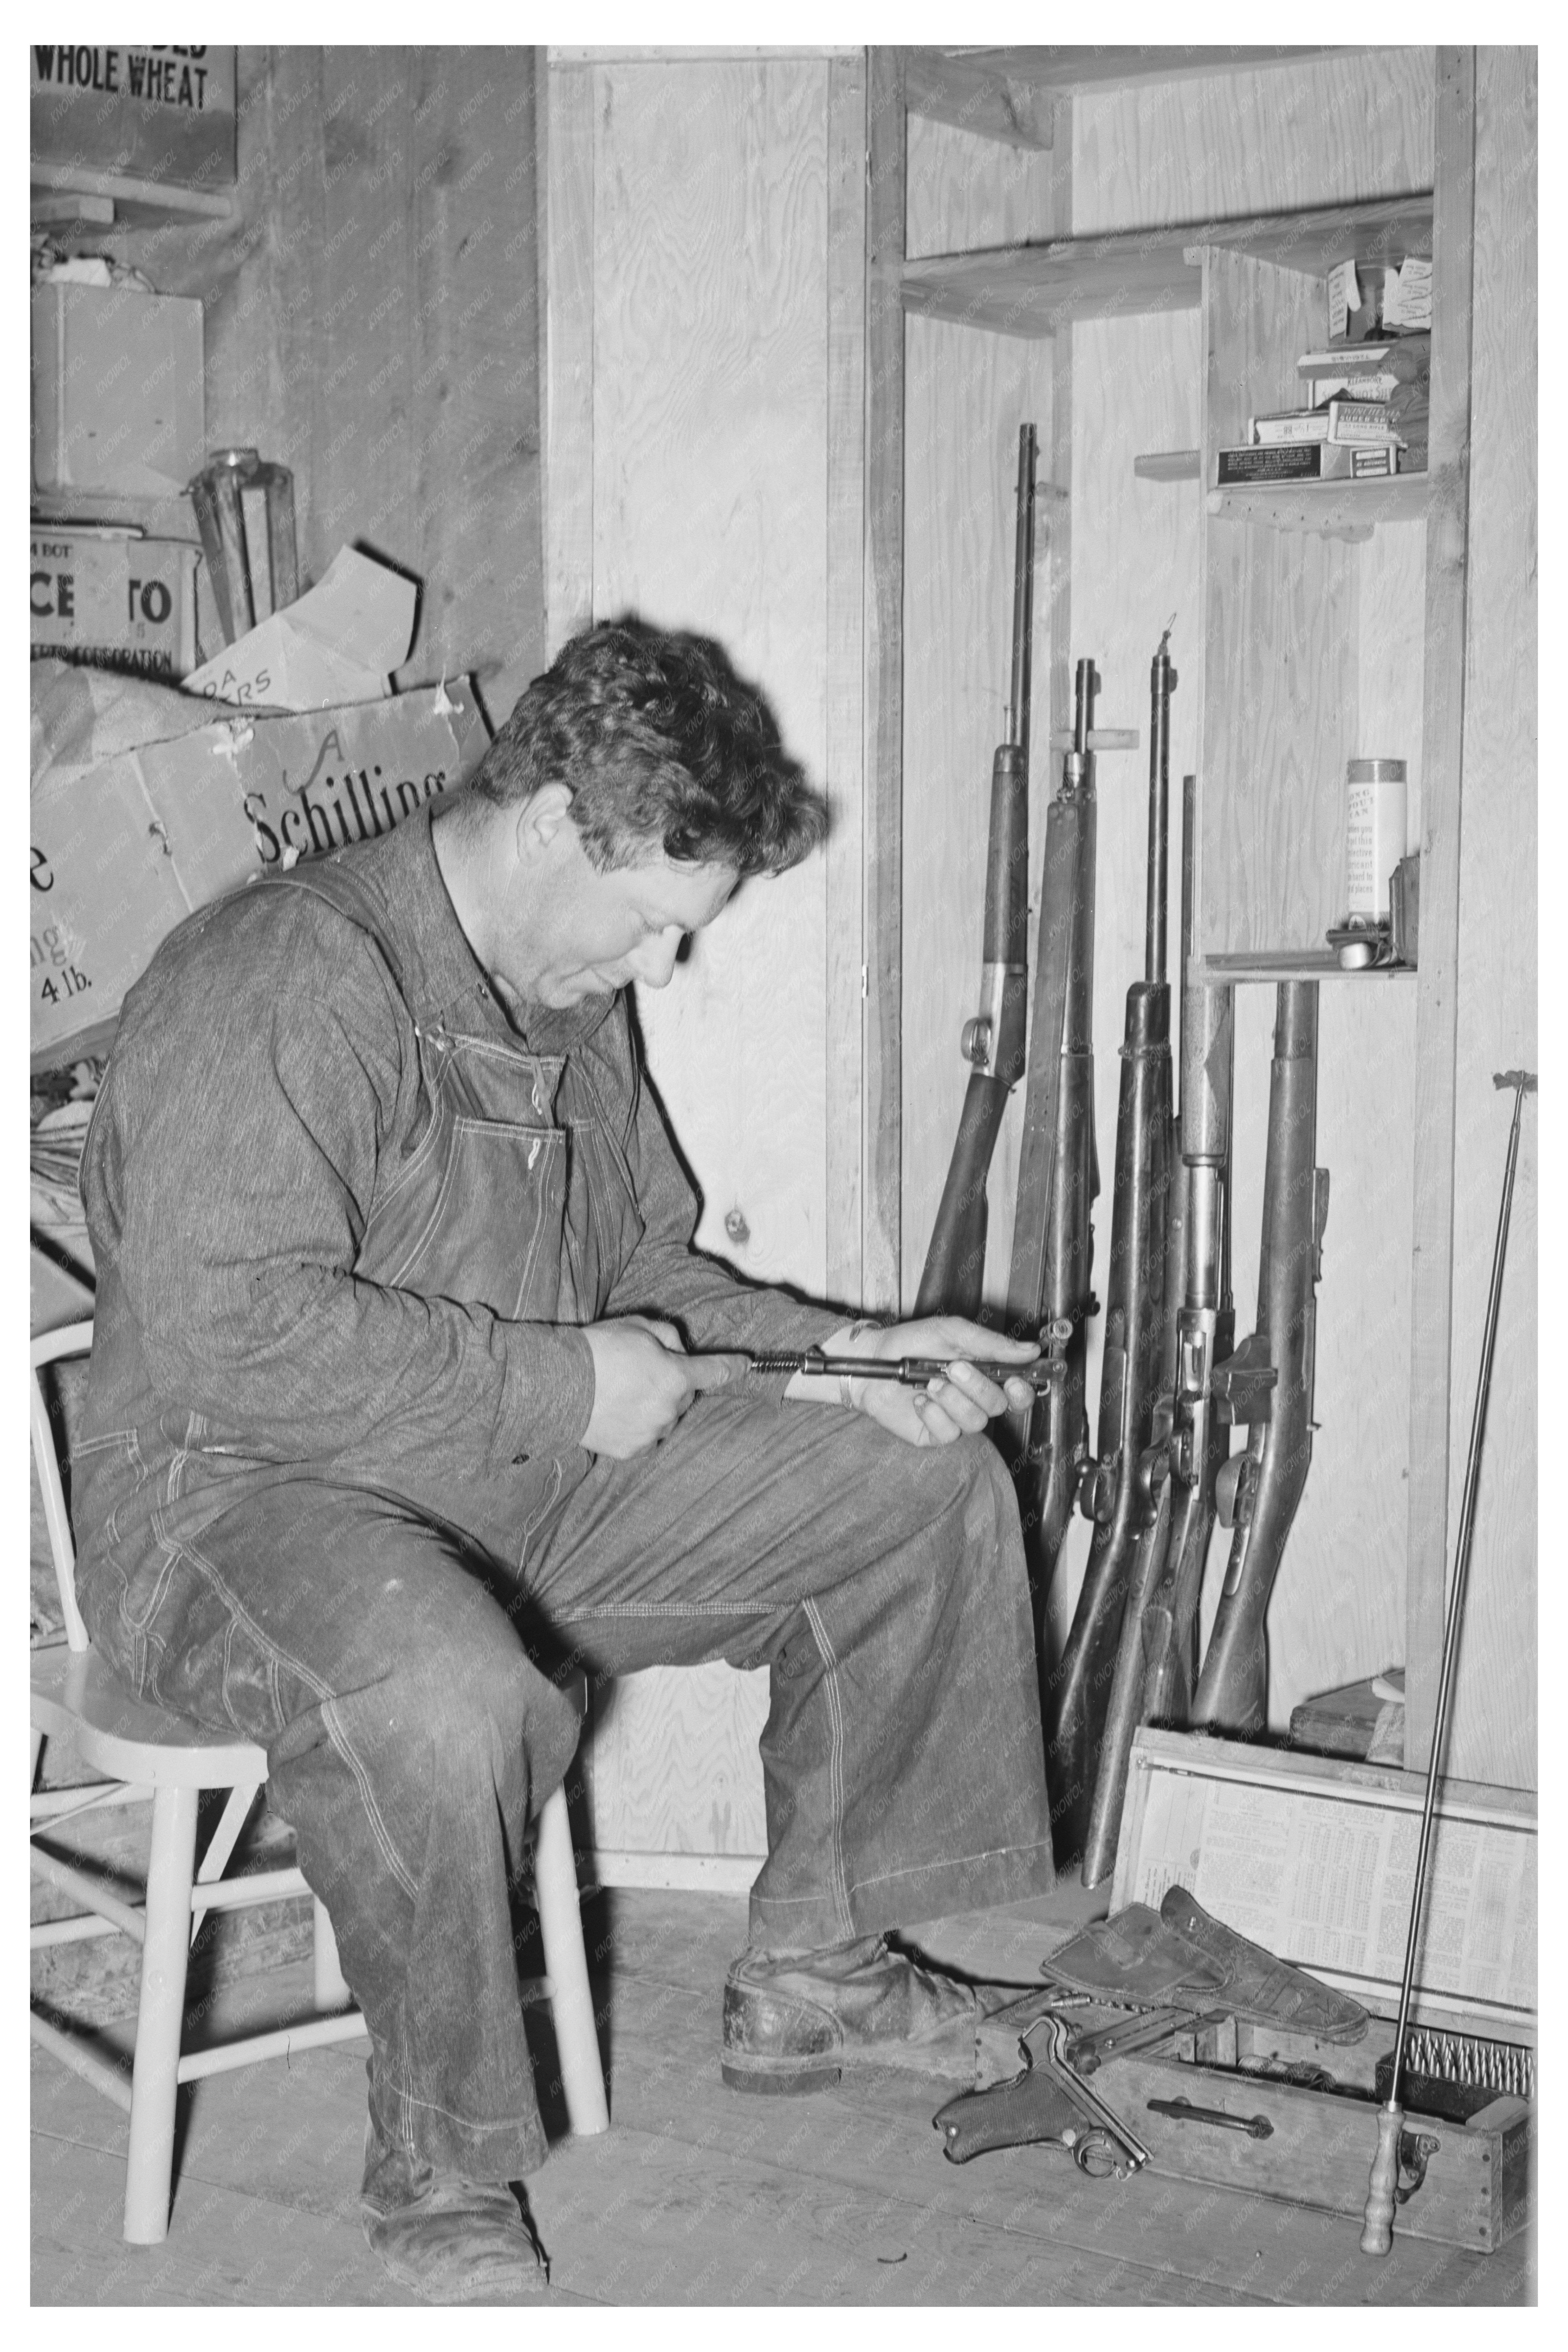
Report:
1345,757,1408,922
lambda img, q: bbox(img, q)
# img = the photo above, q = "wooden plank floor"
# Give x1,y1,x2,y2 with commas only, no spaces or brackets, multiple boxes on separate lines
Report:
31,1888,1536,2307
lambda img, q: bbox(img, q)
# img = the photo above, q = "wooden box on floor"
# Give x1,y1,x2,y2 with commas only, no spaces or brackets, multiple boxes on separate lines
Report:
1099,2019,1532,2253
1086,1728,1537,2253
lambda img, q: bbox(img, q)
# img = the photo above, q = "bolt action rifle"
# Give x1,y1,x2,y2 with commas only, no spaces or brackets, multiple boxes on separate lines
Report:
1046,632,1178,1863
914,425,1038,1319
1079,776,1266,1885
1002,656,1103,1621
1190,981,1329,1736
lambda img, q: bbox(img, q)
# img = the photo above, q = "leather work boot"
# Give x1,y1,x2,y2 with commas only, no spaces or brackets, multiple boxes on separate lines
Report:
360,2120,550,2303
721,1934,983,2094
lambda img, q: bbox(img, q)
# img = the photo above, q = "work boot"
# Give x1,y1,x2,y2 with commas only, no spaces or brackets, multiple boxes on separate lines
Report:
721,1933,983,2094
360,2120,549,2302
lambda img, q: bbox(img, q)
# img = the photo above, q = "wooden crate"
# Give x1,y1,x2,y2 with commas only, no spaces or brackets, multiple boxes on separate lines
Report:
1099,2022,1533,2253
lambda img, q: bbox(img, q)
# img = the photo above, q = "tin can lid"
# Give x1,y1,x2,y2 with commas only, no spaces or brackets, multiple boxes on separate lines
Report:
1347,757,1407,782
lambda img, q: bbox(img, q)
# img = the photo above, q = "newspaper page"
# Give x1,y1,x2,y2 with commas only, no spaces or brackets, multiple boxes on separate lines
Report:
1128,1770,1535,2017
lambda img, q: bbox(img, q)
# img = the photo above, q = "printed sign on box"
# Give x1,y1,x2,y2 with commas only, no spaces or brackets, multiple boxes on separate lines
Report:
31,529,198,681
30,46,236,187
30,666,491,1068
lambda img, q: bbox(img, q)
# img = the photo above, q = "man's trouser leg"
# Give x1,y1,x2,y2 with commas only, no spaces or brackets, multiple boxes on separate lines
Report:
523,1391,1056,1952
131,1480,581,2181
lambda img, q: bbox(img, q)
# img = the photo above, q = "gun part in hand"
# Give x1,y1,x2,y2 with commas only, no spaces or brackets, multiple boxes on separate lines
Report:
749,1333,1069,1396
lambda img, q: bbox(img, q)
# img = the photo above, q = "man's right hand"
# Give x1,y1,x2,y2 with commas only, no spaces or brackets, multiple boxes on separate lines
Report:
580,1318,743,1459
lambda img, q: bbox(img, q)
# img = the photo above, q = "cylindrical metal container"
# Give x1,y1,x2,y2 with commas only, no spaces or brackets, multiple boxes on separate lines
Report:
1345,757,1408,922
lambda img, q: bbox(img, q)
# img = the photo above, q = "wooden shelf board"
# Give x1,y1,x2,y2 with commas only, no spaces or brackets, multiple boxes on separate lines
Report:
1207,472,1431,535
902,47,1353,148
30,161,234,225
902,194,1434,337
1198,950,1416,985
32,489,201,543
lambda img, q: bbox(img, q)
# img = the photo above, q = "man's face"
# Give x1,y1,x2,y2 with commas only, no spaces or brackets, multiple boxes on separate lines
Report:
508,822,739,1009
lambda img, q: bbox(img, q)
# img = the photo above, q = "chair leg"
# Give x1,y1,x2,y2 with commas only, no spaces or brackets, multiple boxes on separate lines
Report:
312,1895,351,2011
123,1784,199,2244
533,1782,608,2137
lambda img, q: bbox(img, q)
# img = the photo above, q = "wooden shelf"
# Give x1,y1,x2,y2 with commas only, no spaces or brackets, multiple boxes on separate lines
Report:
31,161,233,228
1206,472,1431,536
31,488,201,542
901,194,1432,336
902,46,1351,148
1198,950,1416,985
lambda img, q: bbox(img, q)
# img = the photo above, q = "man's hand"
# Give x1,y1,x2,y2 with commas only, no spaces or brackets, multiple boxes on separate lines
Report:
791,1316,1042,1449
581,1317,744,1459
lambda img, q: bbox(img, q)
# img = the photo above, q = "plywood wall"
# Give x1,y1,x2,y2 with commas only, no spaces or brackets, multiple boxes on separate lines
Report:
585,56,832,1298
114,46,546,724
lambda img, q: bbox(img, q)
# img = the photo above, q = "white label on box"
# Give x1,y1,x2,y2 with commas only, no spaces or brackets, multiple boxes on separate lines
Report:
1328,258,1360,343
30,531,197,680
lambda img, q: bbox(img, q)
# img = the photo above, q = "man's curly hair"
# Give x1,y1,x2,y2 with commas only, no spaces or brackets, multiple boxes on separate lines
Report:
471,617,828,877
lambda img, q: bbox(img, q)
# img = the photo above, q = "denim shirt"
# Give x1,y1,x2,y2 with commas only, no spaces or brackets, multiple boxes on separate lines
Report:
74,805,843,1632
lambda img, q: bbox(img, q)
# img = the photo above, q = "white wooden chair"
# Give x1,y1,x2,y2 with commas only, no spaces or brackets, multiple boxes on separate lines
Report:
30,1320,608,2245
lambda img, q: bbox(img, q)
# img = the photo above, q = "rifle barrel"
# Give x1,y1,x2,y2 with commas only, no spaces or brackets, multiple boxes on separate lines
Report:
1146,630,1174,986
1009,424,1038,759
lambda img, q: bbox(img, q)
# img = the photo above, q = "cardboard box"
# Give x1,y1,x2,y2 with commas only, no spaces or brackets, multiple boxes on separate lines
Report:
31,527,199,681
32,282,205,499
184,547,418,711
30,45,236,188
30,665,491,1068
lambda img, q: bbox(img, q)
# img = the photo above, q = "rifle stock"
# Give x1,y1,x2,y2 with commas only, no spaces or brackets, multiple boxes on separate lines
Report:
915,431,1036,1318
1191,981,1329,1734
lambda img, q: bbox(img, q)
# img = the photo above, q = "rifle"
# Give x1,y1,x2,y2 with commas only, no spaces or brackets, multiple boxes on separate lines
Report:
1046,631,1177,1861
1078,776,1252,1884
1003,656,1102,1619
914,424,1038,1318
1190,982,1329,1735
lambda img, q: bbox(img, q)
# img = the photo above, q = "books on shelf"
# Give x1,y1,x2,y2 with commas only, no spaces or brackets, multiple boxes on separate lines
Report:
1215,442,1397,486
1251,397,1401,447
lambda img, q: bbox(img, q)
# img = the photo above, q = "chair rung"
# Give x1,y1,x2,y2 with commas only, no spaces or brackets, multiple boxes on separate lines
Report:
31,1911,124,1949
187,1864,310,1914
30,1780,155,1823
176,2007,369,2082
30,1847,146,1944
30,2011,134,2113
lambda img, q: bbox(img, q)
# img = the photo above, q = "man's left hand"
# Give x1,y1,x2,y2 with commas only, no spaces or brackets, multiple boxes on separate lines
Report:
834,1316,1041,1449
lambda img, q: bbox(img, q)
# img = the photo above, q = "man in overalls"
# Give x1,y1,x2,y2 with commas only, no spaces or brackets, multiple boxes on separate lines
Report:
75,619,1057,2301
